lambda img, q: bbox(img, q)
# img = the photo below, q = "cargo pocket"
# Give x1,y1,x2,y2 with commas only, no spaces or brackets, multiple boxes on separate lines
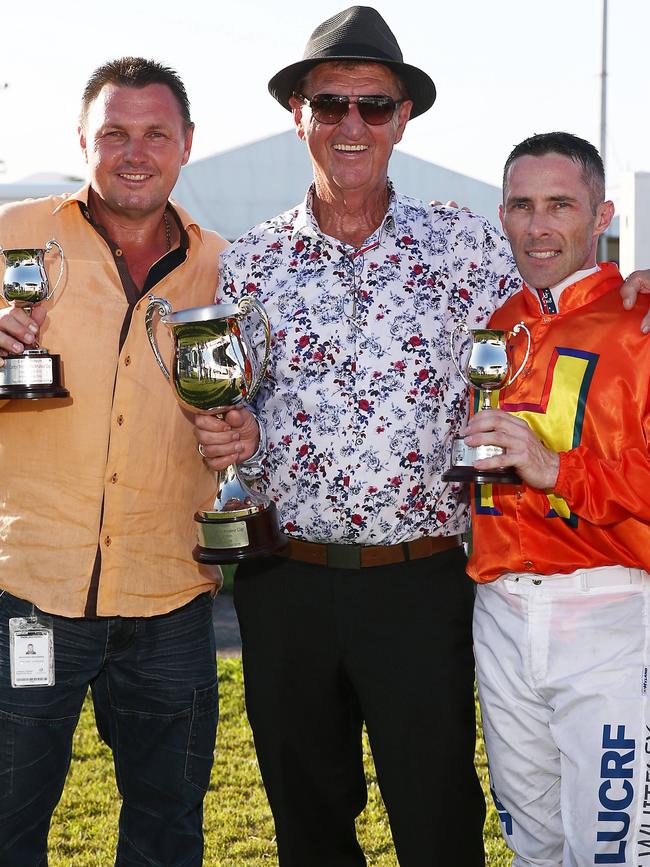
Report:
184,679,219,791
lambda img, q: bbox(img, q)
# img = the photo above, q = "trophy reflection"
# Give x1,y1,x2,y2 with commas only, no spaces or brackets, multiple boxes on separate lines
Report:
0,241,69,399
145,295,286,564
442,322,531,485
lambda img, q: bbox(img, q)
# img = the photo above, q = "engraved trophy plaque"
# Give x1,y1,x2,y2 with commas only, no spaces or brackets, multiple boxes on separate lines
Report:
442,322,531,485
145,295,286,564
0,241,69,399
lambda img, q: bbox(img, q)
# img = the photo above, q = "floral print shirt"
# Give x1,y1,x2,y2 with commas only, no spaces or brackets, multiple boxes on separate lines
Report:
219,184,519,545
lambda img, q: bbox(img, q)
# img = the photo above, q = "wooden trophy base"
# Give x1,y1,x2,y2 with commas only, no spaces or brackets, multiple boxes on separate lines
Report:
193,501,288,564
442,464,522,486
0,350,69,400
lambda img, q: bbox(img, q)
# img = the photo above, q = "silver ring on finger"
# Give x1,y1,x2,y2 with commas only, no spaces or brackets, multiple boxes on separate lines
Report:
198,443,207,458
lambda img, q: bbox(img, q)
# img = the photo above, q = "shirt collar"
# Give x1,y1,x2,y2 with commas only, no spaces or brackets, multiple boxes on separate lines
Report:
52,183,205,242
290,186,321,242
525,266,600,314
523,262,622,314
52,183,91,213
527,265,599,301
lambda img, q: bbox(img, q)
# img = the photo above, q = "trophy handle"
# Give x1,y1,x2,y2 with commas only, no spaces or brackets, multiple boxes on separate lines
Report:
449,322,473,390
506,322,532,386
44,239,65,299
145,295,173,381
236,296,271,402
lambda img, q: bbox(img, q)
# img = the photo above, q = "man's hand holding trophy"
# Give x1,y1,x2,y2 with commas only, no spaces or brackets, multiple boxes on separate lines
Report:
145,295,286,563
0,240,69,399
442,322,531,486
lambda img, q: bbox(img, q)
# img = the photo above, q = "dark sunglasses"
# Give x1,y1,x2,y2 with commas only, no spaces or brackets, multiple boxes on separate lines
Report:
295,93,405,126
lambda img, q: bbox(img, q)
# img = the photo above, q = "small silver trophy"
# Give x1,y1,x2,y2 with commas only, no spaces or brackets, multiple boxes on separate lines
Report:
442,322,531,485
0,241,68,399
145,295,286,564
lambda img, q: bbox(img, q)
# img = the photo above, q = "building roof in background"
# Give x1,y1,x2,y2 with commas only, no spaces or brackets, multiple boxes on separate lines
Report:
172,130,502,240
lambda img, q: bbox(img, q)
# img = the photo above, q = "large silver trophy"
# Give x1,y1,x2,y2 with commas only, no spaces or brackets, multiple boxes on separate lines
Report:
442,323,531,485
0,241,69,399
145,295,286,564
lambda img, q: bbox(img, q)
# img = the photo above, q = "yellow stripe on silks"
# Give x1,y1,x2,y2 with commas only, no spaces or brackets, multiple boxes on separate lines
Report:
515,354,590,518
479,353,592,518
479,483,494,509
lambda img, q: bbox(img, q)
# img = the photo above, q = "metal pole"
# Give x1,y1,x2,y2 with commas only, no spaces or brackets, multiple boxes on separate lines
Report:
599,0,608,261
0,82,7,174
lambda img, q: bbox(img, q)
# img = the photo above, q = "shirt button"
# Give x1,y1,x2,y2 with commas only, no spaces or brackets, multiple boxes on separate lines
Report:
111,473,118,484
516,490,523,499
523,560,533,569
104,535,112,547
115,249,123,257
117,414,124,425
532,579,542,585
542,316,551,324
124,355,131,366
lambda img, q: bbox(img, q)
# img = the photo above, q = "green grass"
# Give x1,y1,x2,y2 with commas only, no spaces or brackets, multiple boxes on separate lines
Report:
48,659,511,866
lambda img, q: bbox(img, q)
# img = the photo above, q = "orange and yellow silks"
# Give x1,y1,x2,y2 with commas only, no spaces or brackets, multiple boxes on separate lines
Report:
467,263,650,583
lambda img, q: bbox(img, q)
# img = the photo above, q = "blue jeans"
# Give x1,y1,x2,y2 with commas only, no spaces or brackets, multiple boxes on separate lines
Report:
0,589,219,867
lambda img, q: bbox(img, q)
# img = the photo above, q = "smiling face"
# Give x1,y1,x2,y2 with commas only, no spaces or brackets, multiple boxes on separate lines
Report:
289,61,412,203
500,152,614,288
79,82,193,221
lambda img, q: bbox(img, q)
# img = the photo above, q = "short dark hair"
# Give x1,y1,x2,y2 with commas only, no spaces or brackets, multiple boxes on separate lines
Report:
80,57,192,129
503,132,605,212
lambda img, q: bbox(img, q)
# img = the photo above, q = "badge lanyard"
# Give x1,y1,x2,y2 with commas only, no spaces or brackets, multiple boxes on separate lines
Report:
9,605,55,687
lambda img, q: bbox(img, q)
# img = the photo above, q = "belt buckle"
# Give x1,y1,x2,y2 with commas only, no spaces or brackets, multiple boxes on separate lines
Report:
326,544,362,570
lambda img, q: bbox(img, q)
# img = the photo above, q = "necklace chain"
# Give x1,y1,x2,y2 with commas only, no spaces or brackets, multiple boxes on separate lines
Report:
162,210,172,252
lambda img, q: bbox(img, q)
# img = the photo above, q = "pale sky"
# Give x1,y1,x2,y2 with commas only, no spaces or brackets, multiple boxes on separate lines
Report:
1,0,647,210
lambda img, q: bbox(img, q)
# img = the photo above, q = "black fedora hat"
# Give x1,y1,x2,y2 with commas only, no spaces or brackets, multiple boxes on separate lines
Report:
268,6,436,119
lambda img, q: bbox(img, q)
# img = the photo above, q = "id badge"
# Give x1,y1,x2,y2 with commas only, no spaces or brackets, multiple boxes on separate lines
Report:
9,615,55,687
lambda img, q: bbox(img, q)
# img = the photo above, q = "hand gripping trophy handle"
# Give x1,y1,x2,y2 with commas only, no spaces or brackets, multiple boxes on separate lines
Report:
202,295,271,507
442,320,531,485
144,293,286,563
0,238,69,399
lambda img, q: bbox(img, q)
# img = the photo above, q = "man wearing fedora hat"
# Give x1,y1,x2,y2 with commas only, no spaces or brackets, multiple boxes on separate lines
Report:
193,6,518,865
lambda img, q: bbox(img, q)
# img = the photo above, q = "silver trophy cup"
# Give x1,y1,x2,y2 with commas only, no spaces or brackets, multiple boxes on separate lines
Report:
442,322,531,485
0,240,69,399
145,295,286,563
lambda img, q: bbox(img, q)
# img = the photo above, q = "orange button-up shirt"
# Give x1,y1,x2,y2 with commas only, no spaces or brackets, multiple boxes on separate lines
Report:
468,264,650,584
0,186,228,616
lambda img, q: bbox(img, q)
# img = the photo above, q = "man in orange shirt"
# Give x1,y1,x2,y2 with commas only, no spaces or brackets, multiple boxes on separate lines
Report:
464,132,650,865
0,58,247,865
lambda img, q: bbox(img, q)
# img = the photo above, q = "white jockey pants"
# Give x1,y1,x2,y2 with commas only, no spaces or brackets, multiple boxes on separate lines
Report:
473,566,650,867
